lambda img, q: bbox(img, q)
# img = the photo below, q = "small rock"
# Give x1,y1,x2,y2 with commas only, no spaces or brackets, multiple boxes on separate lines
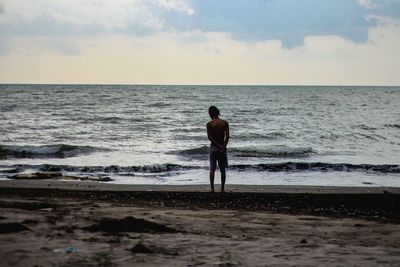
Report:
65,246,77,254
0,223,29,234
9,172,62,180
300,239,308,244
130,243,153,254
39,208,54,212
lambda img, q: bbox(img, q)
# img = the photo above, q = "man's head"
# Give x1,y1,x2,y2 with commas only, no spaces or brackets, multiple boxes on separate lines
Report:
208,105,220,119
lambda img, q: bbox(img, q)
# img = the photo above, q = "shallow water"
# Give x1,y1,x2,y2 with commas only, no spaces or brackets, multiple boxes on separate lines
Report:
1,84,399,187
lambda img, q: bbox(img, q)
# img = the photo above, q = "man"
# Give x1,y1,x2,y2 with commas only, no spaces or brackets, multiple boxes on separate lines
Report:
206,105,229,193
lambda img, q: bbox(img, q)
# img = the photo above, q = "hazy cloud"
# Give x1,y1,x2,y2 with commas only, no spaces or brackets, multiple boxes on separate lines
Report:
0,0,193,35
358,0,378,9
155,0,194,15
1,23,399,85
0,35,8,55
1,0,399,48
0,0,399,85
165,0,375,48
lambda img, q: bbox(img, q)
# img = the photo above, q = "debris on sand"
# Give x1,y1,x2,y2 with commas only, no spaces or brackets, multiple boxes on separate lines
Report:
300,239,308,244
10,172,62,180
84,216,178,234
128,242,179,256
129,242,153,254
0,200,57,211
52,246,78,254
0,223,29,234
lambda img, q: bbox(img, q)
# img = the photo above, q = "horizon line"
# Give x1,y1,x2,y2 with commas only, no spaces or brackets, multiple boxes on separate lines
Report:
0,83,399,87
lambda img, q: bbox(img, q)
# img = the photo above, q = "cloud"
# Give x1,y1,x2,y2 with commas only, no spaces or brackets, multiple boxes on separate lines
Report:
0,0,399,85
358,0,400,19
171,0,377,48
367,14,400,27
0,0,196,54
167,0,400,48
1,0,399,49
155,0,194,15
0,36,8,55
0,0,194,35
1,21,399,85
358,0,378,9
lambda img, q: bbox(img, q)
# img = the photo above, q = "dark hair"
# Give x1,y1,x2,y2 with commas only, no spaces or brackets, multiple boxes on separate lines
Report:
208,105,220,118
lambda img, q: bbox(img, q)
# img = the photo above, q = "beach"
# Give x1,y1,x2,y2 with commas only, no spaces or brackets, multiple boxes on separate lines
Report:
1,180,400,266
1,0,400,265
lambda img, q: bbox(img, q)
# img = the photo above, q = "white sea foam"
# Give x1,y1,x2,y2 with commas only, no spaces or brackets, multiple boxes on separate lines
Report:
0,144,105,158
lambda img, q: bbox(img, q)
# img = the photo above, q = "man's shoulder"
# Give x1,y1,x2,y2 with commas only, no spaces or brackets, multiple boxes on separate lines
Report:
220,119,229,125
207,118,228,127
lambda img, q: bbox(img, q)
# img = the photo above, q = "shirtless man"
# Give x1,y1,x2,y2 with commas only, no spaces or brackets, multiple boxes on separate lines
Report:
206,106,229,193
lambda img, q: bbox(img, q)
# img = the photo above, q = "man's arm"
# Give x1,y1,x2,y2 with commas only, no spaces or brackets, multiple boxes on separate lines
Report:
223,122,230,149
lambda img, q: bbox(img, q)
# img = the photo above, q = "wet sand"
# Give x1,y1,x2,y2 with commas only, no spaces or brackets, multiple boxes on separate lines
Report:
0,180,400,266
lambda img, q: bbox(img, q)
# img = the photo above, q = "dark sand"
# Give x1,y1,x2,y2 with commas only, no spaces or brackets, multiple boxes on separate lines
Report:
0,180,400,266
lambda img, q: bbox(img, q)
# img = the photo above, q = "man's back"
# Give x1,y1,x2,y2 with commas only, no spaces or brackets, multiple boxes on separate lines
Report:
207,118,229,147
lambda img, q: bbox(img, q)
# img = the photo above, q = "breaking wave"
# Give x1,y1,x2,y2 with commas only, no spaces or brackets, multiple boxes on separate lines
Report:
2,162,399,176
176,145,315,158
0,144,106,158
385,124,400,129
177,146,209,156
230,162,400,173
232,131,288,140
0,163,197,175
230,146,314,157
39,163,195,173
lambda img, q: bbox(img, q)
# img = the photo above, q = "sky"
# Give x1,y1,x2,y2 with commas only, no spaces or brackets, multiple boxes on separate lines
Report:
0,0,399,85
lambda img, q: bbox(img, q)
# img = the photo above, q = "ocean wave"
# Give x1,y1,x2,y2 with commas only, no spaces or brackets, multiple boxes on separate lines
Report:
353,124,378,131
78,116,125,124
147,102,172,108
0,104,18,112
385,124,400,129
173,134,206,141
0,144,106,158
230,162,400,173
232,131,287,140
176,145,314,158
0,163,197,174
177,146,209,155
2,162,399,176
230,146,314,157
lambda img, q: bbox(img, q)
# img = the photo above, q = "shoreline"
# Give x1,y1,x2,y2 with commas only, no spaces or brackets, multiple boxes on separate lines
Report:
1,179,400,193
1,180,399,222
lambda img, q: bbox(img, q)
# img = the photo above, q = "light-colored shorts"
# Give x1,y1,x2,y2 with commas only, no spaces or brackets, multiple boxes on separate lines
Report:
209,144,228,169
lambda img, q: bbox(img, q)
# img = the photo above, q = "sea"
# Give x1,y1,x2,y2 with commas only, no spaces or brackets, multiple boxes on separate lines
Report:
0,84,399,187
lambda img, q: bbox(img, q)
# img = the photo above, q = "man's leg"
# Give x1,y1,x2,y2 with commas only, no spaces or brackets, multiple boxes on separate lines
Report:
220,167,226,192
209,149,217,193
209,167,216,193
219,150,227,193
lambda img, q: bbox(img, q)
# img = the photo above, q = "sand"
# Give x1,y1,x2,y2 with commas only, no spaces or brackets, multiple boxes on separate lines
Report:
0,180,400,266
